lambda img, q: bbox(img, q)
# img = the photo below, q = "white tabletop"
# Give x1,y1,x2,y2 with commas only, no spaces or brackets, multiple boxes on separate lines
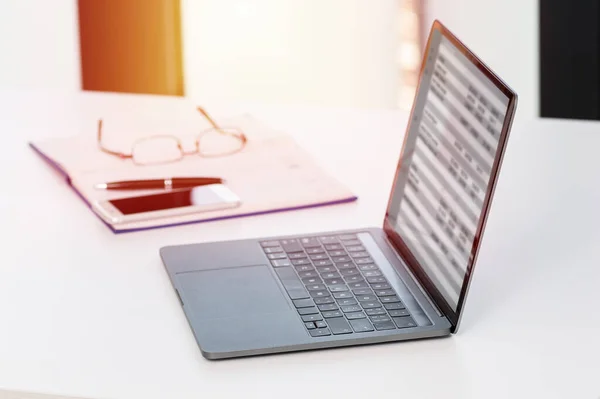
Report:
0,92,599,399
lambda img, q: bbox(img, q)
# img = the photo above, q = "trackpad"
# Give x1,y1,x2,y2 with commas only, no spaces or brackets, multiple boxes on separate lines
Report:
176,265,291,320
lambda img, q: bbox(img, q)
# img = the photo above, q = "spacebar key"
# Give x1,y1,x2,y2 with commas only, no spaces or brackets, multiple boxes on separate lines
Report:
275,267,309,299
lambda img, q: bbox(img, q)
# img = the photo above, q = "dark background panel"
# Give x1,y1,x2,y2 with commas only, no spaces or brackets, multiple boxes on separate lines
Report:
540,0,600,120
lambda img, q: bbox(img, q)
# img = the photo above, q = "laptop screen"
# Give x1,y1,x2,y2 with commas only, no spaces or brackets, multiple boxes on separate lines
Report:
385,24,514,313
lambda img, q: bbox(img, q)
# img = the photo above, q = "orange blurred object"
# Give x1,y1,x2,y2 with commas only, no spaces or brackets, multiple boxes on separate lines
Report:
78,0,184,96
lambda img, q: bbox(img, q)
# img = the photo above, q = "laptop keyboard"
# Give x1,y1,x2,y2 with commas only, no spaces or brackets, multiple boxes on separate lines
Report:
261,234,416,337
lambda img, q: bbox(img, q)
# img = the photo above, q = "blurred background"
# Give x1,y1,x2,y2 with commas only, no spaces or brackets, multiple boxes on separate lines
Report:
2,0,586,122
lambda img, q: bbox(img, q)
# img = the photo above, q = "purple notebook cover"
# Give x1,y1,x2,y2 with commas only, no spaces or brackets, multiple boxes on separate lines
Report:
29,143,358,234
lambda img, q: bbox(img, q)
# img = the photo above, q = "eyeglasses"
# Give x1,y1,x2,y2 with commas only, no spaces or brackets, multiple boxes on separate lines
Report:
97,106,248,165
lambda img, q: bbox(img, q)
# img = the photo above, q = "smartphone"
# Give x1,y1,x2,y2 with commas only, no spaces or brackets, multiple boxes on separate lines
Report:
92,184,241,225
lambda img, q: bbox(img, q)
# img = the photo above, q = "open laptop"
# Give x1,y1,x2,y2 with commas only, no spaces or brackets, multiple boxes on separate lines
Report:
160,20,517,360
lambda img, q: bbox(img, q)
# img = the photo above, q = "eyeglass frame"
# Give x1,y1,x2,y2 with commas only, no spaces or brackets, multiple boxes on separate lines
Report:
97,106,248,165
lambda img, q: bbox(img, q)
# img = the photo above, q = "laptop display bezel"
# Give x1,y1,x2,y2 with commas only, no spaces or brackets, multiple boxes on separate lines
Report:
383,20,518,332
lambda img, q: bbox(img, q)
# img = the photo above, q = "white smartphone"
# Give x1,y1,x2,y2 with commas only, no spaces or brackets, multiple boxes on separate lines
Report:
92,184,241,225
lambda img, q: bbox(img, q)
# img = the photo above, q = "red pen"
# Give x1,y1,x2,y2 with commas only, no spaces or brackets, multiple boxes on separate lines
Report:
94,177,224,190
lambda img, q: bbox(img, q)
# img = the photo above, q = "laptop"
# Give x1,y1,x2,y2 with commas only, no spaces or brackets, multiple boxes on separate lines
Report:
160,20,518,360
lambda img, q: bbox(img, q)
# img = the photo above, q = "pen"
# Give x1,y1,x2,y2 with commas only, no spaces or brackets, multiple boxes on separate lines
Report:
94,177,224,190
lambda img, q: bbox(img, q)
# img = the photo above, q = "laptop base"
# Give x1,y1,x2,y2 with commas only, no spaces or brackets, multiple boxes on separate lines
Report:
161,228,452,360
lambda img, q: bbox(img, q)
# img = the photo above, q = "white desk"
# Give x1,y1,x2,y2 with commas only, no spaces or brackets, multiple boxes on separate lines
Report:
0,92,599,399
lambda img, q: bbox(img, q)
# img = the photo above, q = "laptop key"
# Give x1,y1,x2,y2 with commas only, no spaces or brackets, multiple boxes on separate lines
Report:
292,258,311,266
383,302,405,310
298,307,319,315
349,318,375,333
340,268,360,277
275,267,303,289
355,258,375,265
324,277,344,285
319,236,339,245
333,292,353,299
264,246,284,254
388,309,411,317
325,244,343,251
341,305,362,313
300,237,321,248
288,252,307,259
306,247,325,254
293,298,315,308
298,271,318,278
321,272,341,279
314,296,335,305
342,239,361,246
314,260,333,267
280,239,303,253
375,289,396,297
380,296,401,304
332,256,351,263
356,294,377,302
335,262,355,270
318,304,338,312
345,275,364,283
287,289,310,300
365,308,387,316
328,284,348,292
310,290,330,298
353,288,374,295
367,276,387,284
316,266,336,273
310,328,332,337
393,316,417,328
271,259,292,267
370,315,391,323
373,321,396,331
326,316,353,334
305,322,317,330
267,253,287,260
315,320,328,328
348,281,369,289
336,298,357,306
350,252,371,258
310,254,329,261
302,314,323,322
361,301,382,309
338,234,358,241
302,276,323,284
328,250,347,257
295,265,314,272
345,245,365,252
371,283,391,290
359,264,378,271
346,311,367,320
306,283,327,291
261,241,280,247
322,310,344,318
363,270,382,277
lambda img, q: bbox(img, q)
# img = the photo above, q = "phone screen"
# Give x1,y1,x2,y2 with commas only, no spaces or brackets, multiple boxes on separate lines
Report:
108,186,228,215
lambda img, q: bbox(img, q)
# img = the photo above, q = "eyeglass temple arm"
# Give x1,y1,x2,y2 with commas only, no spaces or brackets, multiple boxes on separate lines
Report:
197,106,220,130
97,119,133,159
197,106,248,143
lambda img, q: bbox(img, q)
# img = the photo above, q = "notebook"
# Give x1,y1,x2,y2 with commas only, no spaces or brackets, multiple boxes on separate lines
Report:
30,108,357,233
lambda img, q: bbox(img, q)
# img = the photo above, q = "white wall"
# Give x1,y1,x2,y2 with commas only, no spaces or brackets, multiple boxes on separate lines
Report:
181,0,399,108
424,0,539,121
0,0,539,116
0,0,399,109
0,0,81,91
